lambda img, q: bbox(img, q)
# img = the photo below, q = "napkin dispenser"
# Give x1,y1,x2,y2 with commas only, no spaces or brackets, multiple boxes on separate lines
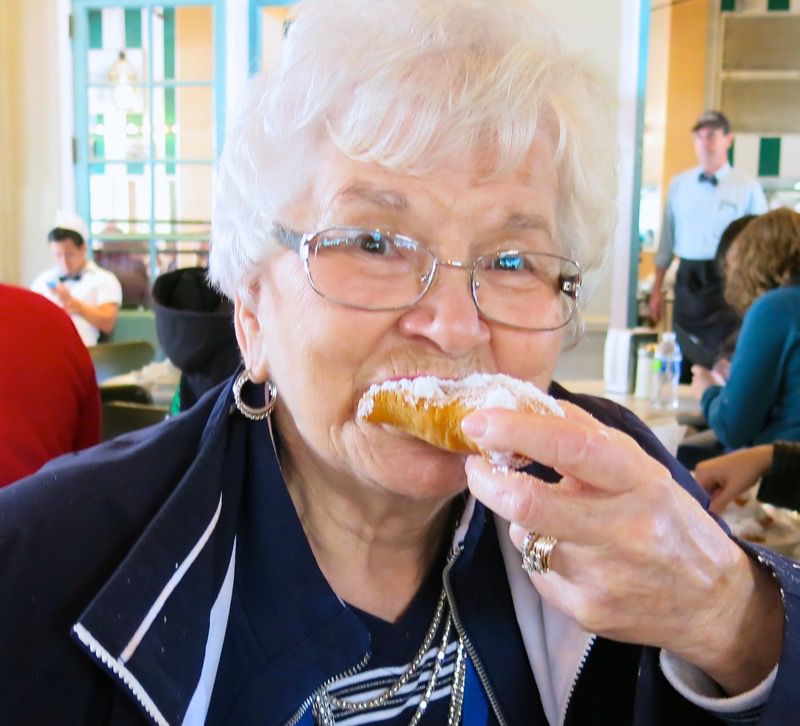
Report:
603,327,658,394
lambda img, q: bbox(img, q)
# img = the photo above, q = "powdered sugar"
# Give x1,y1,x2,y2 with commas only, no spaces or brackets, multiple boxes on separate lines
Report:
357,372,563,419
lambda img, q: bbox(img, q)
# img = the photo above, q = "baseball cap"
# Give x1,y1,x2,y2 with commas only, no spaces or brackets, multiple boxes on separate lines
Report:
692,110,730,134
52,210,89,243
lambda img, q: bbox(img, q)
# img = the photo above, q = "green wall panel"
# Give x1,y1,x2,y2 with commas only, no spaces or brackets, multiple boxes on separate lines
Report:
125,9,142,49
759,137,781,176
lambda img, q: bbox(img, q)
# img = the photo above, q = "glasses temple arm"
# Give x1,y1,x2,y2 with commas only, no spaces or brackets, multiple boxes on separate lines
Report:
273,223,305,252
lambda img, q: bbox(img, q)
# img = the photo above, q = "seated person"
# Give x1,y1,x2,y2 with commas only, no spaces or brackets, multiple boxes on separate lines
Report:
705,213,758,381
152,266,241,412
1,1,796,722
695,442,800,514
0,285,100,487
675,215,757,467
93,248,151,309
30,212,123,346
691,208,800,451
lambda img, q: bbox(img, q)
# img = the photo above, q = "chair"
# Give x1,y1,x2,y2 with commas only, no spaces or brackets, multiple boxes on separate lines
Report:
107,309,163,360
88,340,156,384
99,383,153,405
101,401,169,441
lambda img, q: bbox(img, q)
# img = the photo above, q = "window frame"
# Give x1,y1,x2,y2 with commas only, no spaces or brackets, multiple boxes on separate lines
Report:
247,0,293,76
71,0,226,284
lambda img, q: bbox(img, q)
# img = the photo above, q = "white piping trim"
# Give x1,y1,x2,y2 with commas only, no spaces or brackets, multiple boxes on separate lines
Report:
121,494,224,663
182,539,237,725
73,622,169,726
495,511,595,726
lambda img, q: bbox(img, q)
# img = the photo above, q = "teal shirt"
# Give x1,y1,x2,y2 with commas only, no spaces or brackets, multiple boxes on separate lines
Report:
702,285,800,449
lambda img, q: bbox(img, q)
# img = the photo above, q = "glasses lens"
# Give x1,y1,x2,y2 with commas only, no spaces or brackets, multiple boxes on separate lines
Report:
474,251,580,330
307,229,434,310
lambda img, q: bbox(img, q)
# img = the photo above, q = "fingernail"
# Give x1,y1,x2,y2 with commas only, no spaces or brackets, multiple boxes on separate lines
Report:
461,413,487,438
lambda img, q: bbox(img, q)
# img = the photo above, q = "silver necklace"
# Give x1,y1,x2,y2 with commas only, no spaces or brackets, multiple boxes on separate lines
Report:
312,585,467,725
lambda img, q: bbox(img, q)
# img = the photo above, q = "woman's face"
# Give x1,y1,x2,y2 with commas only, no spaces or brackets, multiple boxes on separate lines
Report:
237,132,564,501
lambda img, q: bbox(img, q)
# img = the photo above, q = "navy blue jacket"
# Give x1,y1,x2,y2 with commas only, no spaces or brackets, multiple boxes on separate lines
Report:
1,377,799,725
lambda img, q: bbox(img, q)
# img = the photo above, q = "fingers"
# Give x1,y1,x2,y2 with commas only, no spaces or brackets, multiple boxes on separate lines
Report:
465,455,617,544
708,490,729,515
692,466,720,495
462,401,667,496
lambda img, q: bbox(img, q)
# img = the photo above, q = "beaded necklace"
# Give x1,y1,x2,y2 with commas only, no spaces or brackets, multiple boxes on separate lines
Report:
312,584,467,725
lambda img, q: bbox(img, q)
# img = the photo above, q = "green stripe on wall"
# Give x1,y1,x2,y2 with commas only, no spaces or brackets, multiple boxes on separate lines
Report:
166,133,177,176
90,113,105,175
759,138,781,177
165,87,176,175
164,89,175,126
125,9,142,49
163,8,176,174
768,0,790,10
720,0,736,10
728,140,735,167
88,9,103,49
163,8,175,80
126,113,144,175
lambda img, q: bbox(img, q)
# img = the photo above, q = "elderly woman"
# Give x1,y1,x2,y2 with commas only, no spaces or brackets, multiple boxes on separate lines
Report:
1,1,798,724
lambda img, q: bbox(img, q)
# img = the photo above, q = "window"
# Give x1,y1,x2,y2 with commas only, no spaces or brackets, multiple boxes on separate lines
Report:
72,1,225,307
248,0,292,76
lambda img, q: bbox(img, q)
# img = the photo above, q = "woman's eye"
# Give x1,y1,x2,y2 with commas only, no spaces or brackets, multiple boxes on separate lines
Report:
354,232,393,255
493,253,529,272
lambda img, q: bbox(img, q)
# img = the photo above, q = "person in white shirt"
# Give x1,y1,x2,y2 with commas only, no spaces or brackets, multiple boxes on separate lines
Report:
30,212,123,346
649,111,767,373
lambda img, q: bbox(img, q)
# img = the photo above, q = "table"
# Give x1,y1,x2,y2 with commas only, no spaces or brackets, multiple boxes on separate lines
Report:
562,379,701,456
101,360,181,408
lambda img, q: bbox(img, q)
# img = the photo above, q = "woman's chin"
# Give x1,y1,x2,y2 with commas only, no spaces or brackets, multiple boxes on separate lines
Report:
353,425,469,500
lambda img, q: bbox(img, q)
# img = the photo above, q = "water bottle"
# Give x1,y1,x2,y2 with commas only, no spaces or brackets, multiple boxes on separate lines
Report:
651,332,682,409
634,343,656,399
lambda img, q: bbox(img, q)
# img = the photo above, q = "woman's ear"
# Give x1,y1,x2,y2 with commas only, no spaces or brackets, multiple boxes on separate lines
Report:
234,293,270,382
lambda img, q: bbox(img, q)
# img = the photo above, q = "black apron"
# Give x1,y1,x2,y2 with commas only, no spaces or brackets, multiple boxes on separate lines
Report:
673,258,740,367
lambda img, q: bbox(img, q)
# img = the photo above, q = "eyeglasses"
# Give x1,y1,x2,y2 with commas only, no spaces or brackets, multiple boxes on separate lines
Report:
274,224,581,332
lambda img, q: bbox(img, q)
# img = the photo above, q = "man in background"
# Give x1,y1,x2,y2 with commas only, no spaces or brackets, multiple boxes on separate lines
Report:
31,212,123,346
649,111,767,373
0,285,100,486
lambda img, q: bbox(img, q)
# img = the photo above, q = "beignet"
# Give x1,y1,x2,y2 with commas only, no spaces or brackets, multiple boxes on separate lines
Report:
357,373,563,467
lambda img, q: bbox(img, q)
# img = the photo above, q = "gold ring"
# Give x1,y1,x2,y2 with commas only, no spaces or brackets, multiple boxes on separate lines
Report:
521,531,557,576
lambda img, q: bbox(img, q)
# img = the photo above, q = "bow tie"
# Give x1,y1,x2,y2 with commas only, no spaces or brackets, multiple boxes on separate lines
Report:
698,172,718,186
58,273,82,282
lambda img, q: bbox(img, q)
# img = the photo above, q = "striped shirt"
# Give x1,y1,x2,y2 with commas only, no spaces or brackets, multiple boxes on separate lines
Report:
321,638,462,724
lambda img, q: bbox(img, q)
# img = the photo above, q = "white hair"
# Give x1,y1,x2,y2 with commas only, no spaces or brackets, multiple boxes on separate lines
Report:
209,0,618,340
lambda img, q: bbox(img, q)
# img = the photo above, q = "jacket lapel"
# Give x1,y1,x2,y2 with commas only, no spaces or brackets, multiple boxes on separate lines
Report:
72,385,244,725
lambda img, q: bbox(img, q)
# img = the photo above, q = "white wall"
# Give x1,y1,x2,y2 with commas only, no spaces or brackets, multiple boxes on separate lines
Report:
537,0,644,331
1,0,68,286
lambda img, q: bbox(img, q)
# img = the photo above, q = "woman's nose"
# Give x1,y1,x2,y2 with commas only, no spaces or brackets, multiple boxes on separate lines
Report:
398,265,491,356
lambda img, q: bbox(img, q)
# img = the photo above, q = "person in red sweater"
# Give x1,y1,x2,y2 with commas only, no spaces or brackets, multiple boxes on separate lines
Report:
0,284,100,486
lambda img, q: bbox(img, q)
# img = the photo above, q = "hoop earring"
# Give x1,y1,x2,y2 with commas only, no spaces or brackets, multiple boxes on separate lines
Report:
233,370,277,421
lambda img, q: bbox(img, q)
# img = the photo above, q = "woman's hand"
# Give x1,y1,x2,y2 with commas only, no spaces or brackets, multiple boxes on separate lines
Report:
695,445,775,514
462,402,783,696
711,357,731,383
690,364,724,399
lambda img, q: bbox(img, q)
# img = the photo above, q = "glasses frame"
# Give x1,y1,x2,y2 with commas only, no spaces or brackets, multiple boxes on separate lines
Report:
273,224,582,332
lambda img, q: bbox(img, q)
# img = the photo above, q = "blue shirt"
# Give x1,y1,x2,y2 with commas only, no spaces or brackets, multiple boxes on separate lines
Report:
702,285,800,449
206,423,540,725
655,163,767,268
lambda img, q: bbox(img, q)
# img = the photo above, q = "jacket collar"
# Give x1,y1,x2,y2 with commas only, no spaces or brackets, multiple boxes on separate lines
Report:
72,381,245,725
72,380,444,724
